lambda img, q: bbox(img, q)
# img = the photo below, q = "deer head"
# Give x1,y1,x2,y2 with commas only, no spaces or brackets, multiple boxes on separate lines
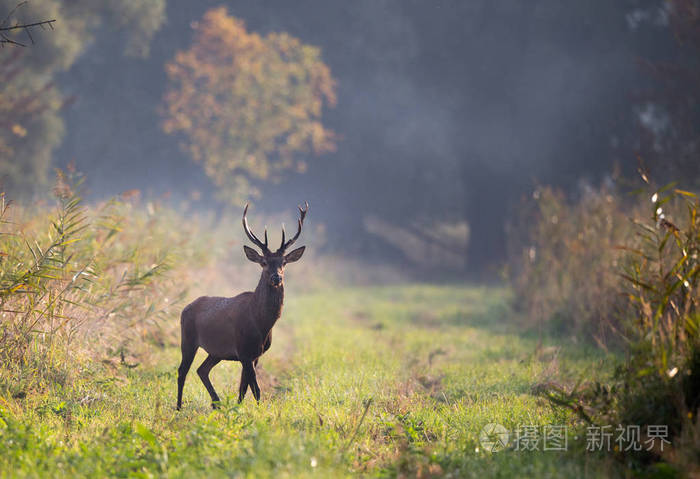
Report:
242,202,308,287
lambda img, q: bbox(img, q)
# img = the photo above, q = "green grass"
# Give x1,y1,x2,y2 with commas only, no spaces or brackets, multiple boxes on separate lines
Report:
0,285,620,478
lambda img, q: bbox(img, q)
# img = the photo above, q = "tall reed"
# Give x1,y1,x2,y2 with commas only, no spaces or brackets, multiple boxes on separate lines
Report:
0,171,206,391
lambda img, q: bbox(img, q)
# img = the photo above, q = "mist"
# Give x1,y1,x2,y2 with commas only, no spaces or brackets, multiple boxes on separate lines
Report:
2,2,700,474
38,0,693,273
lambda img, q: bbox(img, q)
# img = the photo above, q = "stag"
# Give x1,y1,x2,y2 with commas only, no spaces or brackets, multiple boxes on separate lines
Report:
176,202,308,409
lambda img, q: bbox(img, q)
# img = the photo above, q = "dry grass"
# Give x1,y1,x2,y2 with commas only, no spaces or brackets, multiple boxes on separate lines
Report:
0,171,405,398
0,172,215,393
511,179,700,472
506,184,639,341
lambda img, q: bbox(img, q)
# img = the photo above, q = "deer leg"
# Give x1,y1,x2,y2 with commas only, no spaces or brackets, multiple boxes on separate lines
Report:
238,363,250,402
177,341,197,410
243,360,260,402
253,333,271,368
262,331,272,354
197,354,222,408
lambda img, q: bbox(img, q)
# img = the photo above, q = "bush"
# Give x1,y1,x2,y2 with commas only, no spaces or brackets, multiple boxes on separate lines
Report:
506,183,635,340
620,183,699,372
616,182,699,467
0,171,214,393
528,179,700,472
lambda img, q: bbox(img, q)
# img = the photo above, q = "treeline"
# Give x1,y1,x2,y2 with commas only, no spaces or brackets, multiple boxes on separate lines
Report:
3,1,700,274
0,0,166,196
500,3,700,470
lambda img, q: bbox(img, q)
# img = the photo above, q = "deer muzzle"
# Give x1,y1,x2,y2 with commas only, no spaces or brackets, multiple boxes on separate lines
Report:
270,273,283,287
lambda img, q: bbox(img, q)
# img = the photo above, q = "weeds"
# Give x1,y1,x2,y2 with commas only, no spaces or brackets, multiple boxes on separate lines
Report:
506,184,634,341
0,171,205,393
621,182,699,374
528,178,700,473
0,172,671,477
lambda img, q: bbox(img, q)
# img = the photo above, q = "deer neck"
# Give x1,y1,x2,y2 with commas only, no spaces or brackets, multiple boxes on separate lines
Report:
253,276,284,333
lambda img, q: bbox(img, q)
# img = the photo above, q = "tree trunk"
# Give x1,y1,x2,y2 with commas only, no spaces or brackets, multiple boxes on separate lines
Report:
462,159,512,278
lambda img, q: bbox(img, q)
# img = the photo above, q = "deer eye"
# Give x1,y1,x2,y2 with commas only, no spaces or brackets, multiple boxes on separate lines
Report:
261,260,267,267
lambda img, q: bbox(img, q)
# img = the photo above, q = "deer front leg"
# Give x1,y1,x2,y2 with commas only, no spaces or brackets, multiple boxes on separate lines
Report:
263,331,272,354
239,360,260,402
248,361,261,401
254,333,272,368
238,363,249,402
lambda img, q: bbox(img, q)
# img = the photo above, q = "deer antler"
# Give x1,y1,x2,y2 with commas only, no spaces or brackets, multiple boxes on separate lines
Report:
242,204,269,253
278,201,308,253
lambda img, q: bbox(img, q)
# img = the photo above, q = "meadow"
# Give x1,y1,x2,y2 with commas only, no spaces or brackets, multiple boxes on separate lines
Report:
0,283,621,478
2,175,696,477
3,1,700,475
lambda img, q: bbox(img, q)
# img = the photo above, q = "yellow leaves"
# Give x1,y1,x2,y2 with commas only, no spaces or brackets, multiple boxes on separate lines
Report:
310,122,335,153
161,6,336,205
11,124,27,138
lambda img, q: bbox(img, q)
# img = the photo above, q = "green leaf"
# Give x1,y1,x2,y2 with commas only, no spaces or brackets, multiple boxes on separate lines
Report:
674,189,697,198
134,422,158,447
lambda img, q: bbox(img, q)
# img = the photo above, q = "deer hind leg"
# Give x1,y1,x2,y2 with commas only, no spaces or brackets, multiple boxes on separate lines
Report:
197,354,222,408
177,340,197,411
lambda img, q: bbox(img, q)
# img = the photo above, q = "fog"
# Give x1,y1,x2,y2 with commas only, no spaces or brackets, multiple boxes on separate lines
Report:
17,0,692,273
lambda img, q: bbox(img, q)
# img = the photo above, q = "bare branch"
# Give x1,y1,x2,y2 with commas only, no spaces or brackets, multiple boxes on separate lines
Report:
0,2,55,47
1,1,28,28
0,19,56,32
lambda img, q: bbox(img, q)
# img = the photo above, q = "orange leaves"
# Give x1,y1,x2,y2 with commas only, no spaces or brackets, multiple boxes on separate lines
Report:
11,124,27,138
161,7,336,204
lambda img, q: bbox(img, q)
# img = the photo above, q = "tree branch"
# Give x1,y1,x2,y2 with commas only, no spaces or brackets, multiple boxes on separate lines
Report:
0,2,55,47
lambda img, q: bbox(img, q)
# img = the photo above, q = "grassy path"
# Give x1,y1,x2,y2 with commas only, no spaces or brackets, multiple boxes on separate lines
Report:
0,285,617,477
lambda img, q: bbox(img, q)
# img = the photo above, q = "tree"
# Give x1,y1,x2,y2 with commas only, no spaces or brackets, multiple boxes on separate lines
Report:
162,6,336,204
0,2,55,47
0,48,63,193
636,0,700,184
0,0,166,196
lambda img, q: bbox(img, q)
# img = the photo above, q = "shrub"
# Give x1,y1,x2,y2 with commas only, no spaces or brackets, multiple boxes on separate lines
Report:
533,180,700,472
0,171,213,392
506,183,635,340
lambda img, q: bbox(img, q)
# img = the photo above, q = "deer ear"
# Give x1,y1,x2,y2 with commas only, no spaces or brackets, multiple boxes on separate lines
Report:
243,245,264,264
284,246,305,263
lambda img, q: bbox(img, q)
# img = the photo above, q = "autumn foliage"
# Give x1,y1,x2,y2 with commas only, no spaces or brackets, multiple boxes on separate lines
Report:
162,7,337,203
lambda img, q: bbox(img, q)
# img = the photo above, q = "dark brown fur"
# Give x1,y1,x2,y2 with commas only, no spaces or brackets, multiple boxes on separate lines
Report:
176,203,307,409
